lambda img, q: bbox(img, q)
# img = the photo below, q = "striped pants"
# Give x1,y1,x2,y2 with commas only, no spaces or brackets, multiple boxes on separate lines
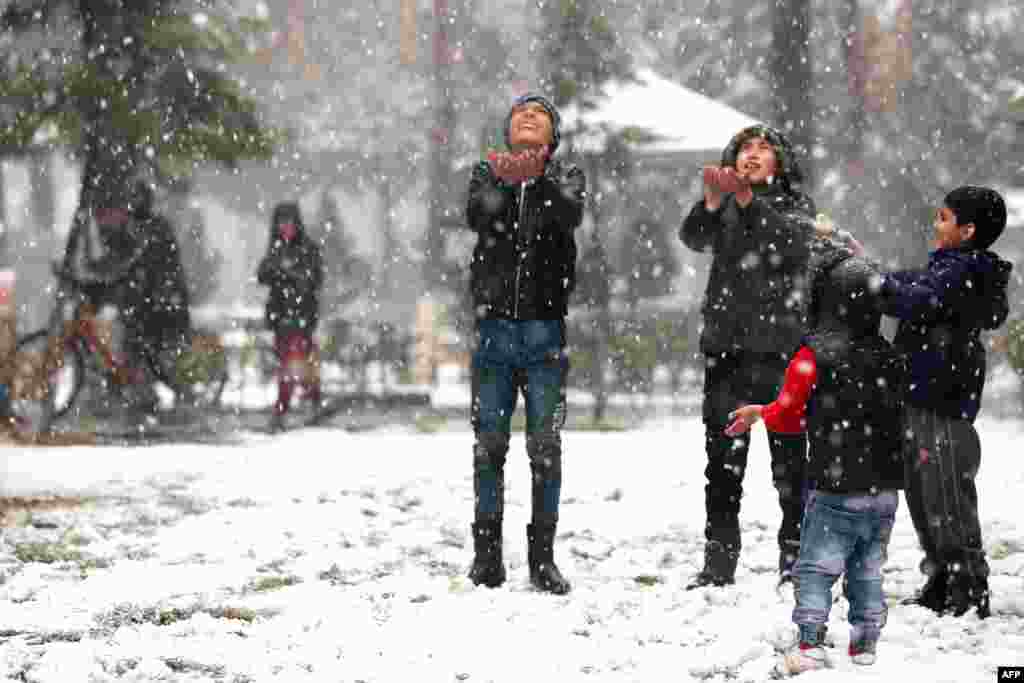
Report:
902,405,988,581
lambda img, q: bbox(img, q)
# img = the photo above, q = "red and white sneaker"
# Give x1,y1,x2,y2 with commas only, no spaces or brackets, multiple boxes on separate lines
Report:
776,642,831,677
849,640,877,666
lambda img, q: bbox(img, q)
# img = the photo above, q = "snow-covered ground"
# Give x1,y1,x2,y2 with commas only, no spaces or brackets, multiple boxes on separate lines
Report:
1,417,1023,682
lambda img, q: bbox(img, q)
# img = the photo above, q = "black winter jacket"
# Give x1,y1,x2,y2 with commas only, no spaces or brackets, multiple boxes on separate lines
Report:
121,215,191,335
681,187,816,355
465,158,585,320
76,212,191,337
258,209,323,335
803,330,906,494
681,125,816,356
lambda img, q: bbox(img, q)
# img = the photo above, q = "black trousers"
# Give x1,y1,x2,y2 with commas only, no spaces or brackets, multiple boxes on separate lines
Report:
902,405,988,580
701,351,808,555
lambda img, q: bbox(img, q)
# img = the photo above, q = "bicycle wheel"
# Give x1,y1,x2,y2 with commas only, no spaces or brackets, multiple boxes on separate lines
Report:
147,328,228,410
10,329,85,432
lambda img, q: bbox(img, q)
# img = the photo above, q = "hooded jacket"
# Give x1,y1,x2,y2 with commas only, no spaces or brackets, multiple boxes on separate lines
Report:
680,125,817,355
120,211,191,336
257,202,324,334
69,197,191,338
881,247,1012,421
466,95,585,320
802,251,905,494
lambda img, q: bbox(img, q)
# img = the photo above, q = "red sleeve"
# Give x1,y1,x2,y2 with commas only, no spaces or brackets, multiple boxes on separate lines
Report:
761,346,817,434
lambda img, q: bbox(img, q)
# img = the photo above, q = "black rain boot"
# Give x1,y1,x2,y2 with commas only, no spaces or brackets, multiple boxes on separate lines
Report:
527,522,571,595
901,570,948,612
945,559,991,619
945,571,973,617
468,520,506,588
971,576,991,619
686,540,739,590
963,549,992,619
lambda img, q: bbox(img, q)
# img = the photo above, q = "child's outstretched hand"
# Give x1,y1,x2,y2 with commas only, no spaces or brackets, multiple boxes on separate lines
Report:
720,167,753,207
488,145,550,184
725,404,764,436
702,166,723,211
703,166,753,209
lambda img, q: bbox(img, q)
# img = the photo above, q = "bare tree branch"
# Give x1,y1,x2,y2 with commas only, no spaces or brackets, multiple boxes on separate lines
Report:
0,0,60,30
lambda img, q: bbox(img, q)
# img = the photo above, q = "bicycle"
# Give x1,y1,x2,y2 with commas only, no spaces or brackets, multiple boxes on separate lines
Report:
8,262,228,440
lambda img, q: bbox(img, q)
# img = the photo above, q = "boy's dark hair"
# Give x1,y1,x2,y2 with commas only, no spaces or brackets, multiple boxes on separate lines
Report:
720,125,805,188
944,185,1007,251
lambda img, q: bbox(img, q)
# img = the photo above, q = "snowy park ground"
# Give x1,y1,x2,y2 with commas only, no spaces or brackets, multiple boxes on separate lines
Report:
1,414,1023,682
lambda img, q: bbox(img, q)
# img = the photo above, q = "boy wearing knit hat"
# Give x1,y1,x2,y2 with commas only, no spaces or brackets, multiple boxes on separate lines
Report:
464,93,585,594
680,125,817,590
879,185,1012,619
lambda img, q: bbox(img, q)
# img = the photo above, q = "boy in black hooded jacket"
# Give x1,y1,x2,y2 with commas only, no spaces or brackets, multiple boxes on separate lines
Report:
680,125,816,589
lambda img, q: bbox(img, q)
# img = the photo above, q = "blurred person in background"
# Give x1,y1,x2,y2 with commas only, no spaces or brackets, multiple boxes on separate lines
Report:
257,201,324,433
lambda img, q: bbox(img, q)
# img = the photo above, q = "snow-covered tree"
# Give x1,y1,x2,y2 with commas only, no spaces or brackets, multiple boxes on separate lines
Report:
0,0,280,259
535,0,634,419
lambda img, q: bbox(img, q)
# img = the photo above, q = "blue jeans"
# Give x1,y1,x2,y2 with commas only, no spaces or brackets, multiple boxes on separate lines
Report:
793,489,898,645
471,319,569,524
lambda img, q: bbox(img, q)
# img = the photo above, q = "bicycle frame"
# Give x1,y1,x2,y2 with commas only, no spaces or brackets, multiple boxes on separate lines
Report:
47,277,140,383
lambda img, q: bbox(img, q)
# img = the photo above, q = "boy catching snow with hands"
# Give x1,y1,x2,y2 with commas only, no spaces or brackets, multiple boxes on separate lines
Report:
727,238,904,675
679,125,817,590
464,94,585,594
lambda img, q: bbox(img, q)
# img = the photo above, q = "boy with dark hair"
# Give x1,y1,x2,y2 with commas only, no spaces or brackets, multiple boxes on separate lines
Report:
463,93,585,594
880,185,1012,619
679,125,816,589
727,240,905,674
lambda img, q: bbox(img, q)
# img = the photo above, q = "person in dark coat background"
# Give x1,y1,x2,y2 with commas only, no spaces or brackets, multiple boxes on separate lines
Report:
257,201,324,432
463,93,585,594
58,179,192,415
679,125,817,589
880,185,1012,619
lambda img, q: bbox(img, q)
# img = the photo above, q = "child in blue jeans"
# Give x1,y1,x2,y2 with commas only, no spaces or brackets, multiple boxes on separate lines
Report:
728,241,905,674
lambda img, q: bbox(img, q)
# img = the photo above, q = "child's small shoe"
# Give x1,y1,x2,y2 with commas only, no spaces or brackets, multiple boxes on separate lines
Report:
848,640,877,666
776,642,831,676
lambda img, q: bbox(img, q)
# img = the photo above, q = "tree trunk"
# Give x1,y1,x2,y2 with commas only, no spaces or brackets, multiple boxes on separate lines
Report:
378,163,400,291
29,150,56,236
586,155,610,425
0,160,8,267
64,4,141,266
771,0,815,189
425,0,457,292
843,0,867,195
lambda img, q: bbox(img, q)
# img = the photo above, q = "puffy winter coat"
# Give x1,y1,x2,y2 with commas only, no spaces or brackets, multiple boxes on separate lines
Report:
258,203,324,334
803,254,905,494
465,158,585,320
680,126,816,355
881,247,1012,421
